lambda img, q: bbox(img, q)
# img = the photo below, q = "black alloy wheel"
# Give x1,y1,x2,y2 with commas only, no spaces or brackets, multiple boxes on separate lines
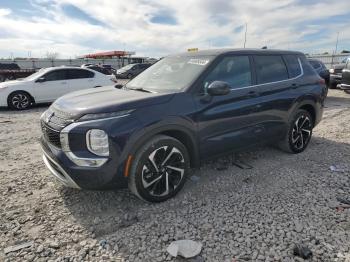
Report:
129,135,190,202
279,109,313,153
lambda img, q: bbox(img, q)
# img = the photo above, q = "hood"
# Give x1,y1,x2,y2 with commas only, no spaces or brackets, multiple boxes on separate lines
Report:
0,79,27,88
52,86,175,118
331,63,346,70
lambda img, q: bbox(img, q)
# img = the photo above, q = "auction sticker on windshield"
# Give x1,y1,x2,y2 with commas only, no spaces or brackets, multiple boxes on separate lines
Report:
188,59,209,66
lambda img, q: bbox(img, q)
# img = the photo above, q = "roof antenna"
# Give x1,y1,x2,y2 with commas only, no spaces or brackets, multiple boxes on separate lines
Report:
243,23,248,48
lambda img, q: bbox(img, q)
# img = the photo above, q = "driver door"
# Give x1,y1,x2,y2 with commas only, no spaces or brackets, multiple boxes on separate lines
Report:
193,55,263,158
34,69,69,103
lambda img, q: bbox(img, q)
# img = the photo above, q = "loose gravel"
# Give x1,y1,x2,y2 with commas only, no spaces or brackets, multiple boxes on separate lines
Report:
0,89,349,262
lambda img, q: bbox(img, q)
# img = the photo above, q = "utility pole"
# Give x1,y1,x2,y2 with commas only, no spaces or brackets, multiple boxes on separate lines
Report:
244,23,248,48
331,32,339,66
335,31,339,55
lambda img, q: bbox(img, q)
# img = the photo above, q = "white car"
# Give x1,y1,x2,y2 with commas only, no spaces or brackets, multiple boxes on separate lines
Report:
0,66,116,110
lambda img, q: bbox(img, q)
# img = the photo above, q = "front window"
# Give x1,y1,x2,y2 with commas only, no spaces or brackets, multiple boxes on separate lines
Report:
203,56,252,92
126,55,214,92
43,70,68,81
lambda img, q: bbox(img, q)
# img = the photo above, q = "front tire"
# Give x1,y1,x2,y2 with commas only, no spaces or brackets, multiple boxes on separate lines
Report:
8,91,32,110
278,109,313,153
128,135,190,202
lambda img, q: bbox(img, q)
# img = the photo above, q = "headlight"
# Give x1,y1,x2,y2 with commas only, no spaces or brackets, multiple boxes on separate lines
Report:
78,109,134,122
86,129,109,156
329,68,334,73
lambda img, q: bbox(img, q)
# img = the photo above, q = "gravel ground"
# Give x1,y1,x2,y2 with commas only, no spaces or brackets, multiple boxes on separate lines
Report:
0,89,349,262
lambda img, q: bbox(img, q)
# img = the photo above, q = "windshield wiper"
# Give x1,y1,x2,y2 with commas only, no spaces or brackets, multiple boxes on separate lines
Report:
128,87,153,93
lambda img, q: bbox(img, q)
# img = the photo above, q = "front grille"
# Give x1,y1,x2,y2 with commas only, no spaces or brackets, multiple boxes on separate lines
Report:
334,68,343,74
41,122,61,148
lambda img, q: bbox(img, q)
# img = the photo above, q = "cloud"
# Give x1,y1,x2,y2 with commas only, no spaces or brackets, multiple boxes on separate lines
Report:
0,0,349,58
0,8,11,16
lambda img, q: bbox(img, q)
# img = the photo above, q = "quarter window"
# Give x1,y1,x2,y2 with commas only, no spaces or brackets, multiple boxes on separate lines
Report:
284,55,302,78
43,70,68,81
254,55,289,84
204,56,252,90
67,69,94,79
309,60,321,70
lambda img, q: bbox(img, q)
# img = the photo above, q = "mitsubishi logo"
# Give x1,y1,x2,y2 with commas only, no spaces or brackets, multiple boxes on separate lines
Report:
45,111,54,123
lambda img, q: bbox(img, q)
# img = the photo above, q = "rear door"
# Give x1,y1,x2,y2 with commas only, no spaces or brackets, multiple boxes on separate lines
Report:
193,55,263,158
66,69,95,93
34,69,69,102
251,54,299,141
342,59,350,86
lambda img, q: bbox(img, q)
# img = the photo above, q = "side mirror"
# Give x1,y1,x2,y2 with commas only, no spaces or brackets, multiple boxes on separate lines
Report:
36,77,46,83
114,84,123,89
207,81,231,96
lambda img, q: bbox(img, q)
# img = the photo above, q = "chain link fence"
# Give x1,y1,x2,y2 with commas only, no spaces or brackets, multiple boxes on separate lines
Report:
306,54,349,68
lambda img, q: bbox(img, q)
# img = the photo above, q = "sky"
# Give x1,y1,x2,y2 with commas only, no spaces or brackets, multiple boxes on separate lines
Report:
0,0,349,59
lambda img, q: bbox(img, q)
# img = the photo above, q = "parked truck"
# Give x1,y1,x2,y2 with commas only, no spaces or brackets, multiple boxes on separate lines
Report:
0,63,37,82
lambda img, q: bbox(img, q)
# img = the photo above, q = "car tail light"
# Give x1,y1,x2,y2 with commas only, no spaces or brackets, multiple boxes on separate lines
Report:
318,78,325,85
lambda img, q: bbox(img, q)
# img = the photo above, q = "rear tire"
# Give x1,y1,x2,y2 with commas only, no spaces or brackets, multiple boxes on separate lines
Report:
329,81,337,89
128,135,190,202
8,91,32,110
278,109,313,153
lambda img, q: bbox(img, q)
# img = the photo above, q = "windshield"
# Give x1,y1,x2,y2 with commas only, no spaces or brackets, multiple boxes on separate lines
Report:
126,55,214,92
24,68,47,81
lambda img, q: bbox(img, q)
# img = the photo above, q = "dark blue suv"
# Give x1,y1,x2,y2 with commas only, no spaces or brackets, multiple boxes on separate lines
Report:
40,49,326,202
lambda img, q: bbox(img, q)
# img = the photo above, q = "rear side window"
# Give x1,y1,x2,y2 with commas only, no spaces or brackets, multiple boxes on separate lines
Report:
67,69,94,79
254,55,288,84
43,70,68,81
309,60,321,70
204,56,252,90
284,55,302,78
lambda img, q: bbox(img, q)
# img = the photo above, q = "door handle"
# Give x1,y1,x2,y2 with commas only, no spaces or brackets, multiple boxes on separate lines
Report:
248,90,259,97
291,83,297,89
61,82,67,84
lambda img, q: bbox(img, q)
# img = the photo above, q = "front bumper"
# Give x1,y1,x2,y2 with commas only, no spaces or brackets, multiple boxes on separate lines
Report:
340,83,350,90
330,74,342,84
40,137,129,190
42,151,80,189
0,91,7,107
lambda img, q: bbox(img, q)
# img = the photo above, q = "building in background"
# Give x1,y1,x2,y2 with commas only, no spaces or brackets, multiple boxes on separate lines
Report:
0,50,153,69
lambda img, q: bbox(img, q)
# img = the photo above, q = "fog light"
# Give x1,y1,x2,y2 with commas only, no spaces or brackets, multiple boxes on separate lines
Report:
86,129,109,156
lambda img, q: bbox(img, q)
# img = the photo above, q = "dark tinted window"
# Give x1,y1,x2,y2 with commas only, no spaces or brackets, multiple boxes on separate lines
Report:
309,60,321,69
204,56,252,90
43,70,68,81
0,63,20,70
254,55,288,84
67,69,94,79
284,55,302,78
